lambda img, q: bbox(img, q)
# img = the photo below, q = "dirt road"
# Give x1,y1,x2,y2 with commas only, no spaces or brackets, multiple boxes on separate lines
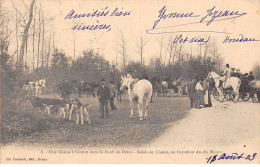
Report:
144,98,260,163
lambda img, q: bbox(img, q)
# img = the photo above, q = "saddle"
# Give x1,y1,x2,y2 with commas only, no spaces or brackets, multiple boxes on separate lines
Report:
130,79,139,90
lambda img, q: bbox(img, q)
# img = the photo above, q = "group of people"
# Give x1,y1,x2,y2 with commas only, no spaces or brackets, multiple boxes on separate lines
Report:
188,63,257,109
189,76,212,109
62,64,257,116
224,64,255,82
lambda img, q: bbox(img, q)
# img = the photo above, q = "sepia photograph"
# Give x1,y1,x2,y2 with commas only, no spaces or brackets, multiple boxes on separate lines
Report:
0,0,259,164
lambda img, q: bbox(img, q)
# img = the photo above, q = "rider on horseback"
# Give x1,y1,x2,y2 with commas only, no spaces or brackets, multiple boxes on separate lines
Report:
221,64,232,87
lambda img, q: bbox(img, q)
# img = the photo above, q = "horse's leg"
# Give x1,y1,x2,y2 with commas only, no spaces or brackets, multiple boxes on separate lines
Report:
216,81,224,102
138,101,144,121
233,81,241,103
129,97,134,119
144,96,150,120
137,102,141,120
217,87,224,102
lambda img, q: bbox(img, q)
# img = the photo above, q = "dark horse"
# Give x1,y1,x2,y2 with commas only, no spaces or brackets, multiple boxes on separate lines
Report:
150,76,161,97
116,81,123,102
77,81,99,97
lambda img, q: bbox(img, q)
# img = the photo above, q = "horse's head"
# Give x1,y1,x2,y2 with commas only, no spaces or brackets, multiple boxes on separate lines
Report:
120,76,131,91
39,79,46,87
207,71,212,81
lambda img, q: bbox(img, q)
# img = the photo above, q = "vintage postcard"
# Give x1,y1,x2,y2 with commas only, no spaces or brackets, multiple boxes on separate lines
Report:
0,0,260,164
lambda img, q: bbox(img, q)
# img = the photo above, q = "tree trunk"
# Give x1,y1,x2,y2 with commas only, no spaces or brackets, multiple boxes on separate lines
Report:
37,3,41,69
41,9,45,72
25,38,28,67
46,33,51,70
32,1,36,70
18,0,36,66
73,30,76,60
15,10,19,64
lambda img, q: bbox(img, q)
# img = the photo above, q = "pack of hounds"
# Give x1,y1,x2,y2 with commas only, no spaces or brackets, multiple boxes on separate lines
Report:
30,97,91,125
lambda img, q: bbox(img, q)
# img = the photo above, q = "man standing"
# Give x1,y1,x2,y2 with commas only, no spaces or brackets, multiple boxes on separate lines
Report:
97,79,111,118
188,77,197,108
109,81,117,111
61,77,71,100
127,71,133,78
247,71,255,101
248,71,255,81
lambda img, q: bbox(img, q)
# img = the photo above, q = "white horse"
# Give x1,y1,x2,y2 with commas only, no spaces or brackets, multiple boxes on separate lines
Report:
35,79,46,97
120,76,153,120
22,81,35,95
207,71,241,102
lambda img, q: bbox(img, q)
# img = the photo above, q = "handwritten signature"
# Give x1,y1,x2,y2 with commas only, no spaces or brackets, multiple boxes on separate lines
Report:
147,6,247,34
206,152,257,164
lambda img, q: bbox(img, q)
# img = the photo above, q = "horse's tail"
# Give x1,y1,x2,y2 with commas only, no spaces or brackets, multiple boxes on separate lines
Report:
133,96,138,103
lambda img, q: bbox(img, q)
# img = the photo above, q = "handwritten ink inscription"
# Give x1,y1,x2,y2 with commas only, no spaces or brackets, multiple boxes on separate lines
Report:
206,152,257,164
64,7,131,32
223,34,259,43
150,6,247,33
148,6,259,44
172,34,210,45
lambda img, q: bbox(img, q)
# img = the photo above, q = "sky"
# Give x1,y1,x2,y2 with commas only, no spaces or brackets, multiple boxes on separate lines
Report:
3,0,260,73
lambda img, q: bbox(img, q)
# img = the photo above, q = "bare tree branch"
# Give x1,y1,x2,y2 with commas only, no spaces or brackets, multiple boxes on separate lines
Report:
21,0,29,10
18,0,36,66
